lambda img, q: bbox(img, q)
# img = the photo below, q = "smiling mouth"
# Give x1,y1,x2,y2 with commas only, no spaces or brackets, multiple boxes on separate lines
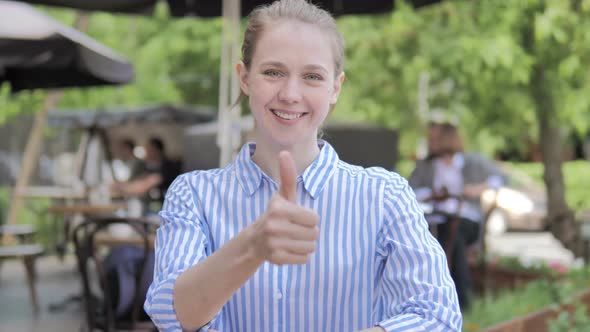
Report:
271,109,307,120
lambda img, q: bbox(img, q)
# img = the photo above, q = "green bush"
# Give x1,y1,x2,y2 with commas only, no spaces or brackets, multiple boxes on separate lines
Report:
463,267,590,331
463,280,558,331
548,302,590,332
0,186,55,250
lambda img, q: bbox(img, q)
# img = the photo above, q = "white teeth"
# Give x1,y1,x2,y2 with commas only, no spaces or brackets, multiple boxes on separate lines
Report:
272,110,302,120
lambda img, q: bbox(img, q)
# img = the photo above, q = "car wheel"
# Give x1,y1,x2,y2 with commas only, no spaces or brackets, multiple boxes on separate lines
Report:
486,209,508,236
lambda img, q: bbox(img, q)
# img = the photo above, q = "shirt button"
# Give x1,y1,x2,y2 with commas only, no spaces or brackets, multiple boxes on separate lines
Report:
275,291,283,300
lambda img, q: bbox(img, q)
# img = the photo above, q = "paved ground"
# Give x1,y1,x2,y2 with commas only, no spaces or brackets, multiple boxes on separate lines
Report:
0,255,83,332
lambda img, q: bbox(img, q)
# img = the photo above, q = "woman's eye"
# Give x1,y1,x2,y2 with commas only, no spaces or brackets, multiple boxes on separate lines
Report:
263,70,282,78
305,73,323,81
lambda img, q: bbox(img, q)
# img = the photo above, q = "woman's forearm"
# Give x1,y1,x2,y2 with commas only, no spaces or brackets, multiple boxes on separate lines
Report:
173,225,263,330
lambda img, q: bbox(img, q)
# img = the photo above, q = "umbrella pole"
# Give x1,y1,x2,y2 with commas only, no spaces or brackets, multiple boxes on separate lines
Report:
5,91,62,230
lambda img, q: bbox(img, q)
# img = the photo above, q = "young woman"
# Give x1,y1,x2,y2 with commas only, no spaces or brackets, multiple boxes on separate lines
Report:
145,1,461,331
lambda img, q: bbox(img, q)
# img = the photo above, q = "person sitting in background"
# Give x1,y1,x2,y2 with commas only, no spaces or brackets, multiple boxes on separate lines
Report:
111,137,180,213
409,122,505,309
112,138,144,182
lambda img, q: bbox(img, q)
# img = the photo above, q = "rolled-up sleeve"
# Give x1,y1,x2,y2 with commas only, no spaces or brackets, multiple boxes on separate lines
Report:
375,177,462,331
144,173,216,332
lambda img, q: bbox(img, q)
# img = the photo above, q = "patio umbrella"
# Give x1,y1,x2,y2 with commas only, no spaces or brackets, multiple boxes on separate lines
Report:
0,1,134,91
11,0,158,14
47,104,215,129
45,104,217,172
14,0,441,16
1,1,135,228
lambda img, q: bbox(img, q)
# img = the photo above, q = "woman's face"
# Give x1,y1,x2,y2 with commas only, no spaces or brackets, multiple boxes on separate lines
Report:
238,20,344,150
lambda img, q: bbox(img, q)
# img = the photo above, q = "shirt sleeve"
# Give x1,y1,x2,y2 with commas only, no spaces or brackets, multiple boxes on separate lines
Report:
375,176,462,332
143,173,219,332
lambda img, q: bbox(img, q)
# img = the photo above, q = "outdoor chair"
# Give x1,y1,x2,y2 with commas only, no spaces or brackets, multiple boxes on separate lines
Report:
422,187,500,295
422,188,464,268
0,224,44,315
72,216,157,332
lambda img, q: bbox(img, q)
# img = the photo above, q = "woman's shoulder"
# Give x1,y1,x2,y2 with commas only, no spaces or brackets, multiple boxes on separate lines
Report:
336,160,407,185
170,166,232,189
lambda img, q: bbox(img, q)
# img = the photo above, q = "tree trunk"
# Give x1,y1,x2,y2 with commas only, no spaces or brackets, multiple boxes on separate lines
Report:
530,64,581,256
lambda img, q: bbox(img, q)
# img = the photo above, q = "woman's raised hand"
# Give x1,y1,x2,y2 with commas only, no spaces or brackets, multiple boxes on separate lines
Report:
249,151,320,265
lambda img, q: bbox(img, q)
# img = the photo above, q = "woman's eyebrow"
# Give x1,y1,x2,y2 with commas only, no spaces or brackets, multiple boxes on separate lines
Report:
259,61,329,74
259,61,287,69
303,64,329,74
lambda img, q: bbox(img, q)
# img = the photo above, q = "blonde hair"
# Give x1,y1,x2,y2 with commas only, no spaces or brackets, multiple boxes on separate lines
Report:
242,0,345,75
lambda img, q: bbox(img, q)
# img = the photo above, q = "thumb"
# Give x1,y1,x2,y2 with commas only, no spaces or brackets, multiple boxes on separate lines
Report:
278,150,297,203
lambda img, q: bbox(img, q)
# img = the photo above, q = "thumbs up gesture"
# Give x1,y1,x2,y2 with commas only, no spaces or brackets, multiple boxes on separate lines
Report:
249,151,320,265
279,151,298,203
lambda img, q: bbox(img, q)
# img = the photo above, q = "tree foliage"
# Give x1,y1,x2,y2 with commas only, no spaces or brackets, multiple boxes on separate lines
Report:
338,0,590,251
2,0,590,248
3,1,589,153
337,0,590,157
0,3,222,120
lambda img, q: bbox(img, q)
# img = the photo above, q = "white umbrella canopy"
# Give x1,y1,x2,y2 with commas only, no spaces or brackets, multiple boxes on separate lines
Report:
0,0,134,91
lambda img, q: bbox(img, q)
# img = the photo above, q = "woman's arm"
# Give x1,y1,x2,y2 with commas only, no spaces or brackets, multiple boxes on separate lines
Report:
176,152,318,329
375,177,462,332
147,152,319,331
173,225,264,329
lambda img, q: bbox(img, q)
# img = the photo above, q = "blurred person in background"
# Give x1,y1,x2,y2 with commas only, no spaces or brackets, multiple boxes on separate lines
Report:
112,138,144,182
111,137,179,214
409,122,504,309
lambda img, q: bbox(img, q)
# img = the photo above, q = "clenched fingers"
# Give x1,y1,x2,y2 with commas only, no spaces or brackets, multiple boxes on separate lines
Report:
268,238,316,255
270,250,311,265
268,196,319,228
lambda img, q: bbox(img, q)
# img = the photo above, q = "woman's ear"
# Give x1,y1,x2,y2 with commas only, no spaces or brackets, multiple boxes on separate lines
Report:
236,61,250,96
330,72,345,104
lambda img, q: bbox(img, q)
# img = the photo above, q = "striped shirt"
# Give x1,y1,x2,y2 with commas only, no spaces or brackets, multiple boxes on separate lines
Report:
145,141,461,332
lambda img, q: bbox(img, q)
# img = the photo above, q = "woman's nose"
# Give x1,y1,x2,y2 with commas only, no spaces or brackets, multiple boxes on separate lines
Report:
278,78,302,103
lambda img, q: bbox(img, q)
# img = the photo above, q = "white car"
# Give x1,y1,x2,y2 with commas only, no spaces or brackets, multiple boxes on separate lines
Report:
481,164,547,236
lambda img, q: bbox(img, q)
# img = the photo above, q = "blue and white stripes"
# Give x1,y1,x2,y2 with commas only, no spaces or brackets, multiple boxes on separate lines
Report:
145,141,461,331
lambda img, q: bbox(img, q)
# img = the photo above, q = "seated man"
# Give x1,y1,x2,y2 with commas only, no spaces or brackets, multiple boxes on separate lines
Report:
111,137,180,214
409,122,504,309
112,138,144,182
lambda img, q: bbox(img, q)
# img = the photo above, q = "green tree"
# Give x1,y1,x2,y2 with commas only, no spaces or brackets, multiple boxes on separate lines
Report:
338,0,590,254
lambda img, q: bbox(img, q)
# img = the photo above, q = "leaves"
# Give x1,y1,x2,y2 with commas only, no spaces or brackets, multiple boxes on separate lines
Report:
1,0,589,159
337,0,590,157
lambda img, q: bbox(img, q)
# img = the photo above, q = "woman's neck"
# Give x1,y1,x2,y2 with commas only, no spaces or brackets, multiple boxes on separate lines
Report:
252,138,320,183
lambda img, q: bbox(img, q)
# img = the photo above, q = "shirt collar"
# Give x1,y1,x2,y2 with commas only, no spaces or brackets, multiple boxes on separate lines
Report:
234,140,339,199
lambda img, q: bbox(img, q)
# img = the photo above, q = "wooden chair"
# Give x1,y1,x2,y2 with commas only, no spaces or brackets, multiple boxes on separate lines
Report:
72,216,157,332
0,224,44,315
